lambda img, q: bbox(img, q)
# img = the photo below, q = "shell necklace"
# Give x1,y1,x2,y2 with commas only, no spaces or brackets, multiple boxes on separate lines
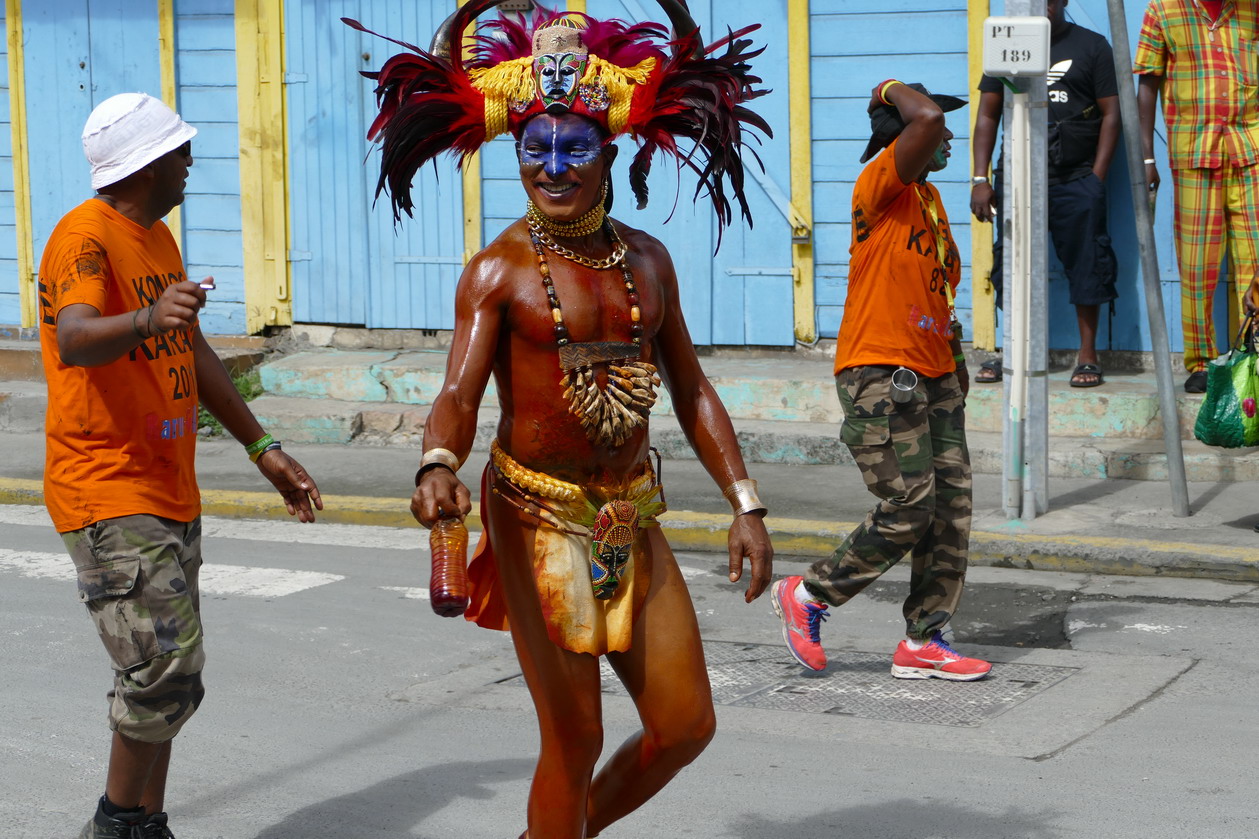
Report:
526,204,660,448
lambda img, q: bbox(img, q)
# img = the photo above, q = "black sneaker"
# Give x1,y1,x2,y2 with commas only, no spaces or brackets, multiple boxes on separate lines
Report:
1185,370,1208,393
79,798,146,838
139,813,175,838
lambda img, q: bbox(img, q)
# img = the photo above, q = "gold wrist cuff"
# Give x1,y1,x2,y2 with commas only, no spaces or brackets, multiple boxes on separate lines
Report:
723,478,767,517
415,447,461,485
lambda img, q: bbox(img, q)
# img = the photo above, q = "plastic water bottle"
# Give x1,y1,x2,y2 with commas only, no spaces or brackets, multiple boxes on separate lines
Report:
428,518,469,617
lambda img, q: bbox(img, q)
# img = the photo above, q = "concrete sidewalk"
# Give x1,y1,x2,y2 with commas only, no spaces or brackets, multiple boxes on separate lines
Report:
3,430,1256,581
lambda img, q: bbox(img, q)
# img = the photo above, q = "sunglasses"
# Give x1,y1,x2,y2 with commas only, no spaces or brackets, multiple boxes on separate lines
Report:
173,141,192,158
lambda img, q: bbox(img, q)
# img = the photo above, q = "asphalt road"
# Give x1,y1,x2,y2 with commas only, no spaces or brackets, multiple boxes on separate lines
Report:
3,505,1257,839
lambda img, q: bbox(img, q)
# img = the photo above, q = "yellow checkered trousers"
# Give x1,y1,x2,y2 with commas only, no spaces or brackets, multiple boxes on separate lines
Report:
1170,163,1259,372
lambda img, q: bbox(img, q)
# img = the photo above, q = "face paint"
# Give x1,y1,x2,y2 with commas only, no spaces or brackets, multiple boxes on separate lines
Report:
932,146,948,168
536,52,586,108
519,115,604,180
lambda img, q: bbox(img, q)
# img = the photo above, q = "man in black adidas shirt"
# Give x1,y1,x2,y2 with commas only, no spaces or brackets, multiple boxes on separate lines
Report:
971,0,1120,388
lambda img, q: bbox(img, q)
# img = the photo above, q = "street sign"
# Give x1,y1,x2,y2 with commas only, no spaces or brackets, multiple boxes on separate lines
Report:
982,16,1051,77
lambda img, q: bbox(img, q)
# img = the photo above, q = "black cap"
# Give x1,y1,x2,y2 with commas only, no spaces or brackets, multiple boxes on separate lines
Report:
860,82,966,164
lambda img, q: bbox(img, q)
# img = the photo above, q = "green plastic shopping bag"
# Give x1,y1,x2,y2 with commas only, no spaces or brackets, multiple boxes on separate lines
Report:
1194,316,1259,448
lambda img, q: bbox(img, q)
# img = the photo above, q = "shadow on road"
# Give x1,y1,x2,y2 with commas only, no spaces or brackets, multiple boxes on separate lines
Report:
727,799,1064,839
250,757,533,839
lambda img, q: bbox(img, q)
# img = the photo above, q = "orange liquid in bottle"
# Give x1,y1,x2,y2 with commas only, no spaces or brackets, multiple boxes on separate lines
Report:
429,518,469,617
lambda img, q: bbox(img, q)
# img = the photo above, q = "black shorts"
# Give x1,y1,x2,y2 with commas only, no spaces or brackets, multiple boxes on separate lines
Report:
989,170,1118,308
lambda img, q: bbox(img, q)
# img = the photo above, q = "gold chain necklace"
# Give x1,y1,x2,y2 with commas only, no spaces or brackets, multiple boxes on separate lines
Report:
527,214,628,270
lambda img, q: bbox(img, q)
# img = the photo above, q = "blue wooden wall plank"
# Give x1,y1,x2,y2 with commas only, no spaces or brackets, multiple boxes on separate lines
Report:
813,0,966,13
0,225,16,259
0,290,18,325
175,2,244,333
180,0,234,15
184,156,240,195
286,0,367,325
176,50,237,86
811,10,967,55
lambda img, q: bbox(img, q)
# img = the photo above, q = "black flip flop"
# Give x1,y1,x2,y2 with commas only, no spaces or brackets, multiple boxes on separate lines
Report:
1070,363,1104,388
975,358,1002,383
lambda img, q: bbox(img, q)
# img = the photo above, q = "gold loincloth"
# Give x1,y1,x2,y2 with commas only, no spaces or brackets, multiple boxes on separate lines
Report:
464,441,666,656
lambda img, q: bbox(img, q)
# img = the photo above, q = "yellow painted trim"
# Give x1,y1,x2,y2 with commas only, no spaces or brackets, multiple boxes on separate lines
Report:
968,0,996,349
6,0,34,328
158,0,182,249
457,0,482,263
788,0,815,344
235,0,291,333
567,0,586,12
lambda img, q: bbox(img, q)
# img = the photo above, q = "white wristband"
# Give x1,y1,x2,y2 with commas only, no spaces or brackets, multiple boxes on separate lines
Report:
1143,158,1156,165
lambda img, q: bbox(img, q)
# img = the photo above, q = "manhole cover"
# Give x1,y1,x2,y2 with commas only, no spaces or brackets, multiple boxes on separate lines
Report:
502,640,1077,728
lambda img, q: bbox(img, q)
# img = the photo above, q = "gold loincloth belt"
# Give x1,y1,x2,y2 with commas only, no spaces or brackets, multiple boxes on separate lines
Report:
464,441,666,656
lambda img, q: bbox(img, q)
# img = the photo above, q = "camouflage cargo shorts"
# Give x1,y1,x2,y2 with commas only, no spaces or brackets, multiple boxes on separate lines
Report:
62,514,206,743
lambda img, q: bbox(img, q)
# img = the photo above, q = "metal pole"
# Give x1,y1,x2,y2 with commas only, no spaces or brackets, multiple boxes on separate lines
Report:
1026,68,1049,518
1105,0,1191,517
1005,84,1031,518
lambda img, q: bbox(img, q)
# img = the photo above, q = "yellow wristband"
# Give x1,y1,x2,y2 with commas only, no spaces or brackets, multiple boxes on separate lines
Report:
878,80,903,106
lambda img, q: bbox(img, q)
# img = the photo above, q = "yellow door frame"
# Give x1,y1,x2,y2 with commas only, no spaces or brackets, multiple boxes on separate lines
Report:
158,0,182,249
968,0,996,349
235,0,291,333
788,0,815,344
6,0,34,328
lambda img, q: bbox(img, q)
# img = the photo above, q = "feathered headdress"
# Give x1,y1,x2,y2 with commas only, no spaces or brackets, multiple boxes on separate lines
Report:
343,0,771,240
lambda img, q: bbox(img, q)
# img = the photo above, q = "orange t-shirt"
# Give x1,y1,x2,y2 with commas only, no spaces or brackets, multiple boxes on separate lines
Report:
835,138,960,378
39,198,200,532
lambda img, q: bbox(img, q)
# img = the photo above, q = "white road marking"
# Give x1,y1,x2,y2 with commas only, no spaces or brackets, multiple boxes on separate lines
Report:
381,586,431,600
0,548,343,598
678,565,709,581
1123,623,1186,635
0,503,479,553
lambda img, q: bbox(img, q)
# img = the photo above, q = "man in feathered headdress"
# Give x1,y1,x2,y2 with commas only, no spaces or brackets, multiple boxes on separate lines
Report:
349,2,773,835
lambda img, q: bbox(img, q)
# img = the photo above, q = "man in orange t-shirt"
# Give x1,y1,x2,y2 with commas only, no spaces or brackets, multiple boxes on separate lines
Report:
42,93,322,839
770,81,990,682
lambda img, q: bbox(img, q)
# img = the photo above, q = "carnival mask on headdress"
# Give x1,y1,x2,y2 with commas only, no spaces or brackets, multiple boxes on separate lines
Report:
344,0,771,244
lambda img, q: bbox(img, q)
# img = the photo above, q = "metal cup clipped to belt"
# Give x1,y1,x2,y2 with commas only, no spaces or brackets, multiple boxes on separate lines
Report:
890,366,918,404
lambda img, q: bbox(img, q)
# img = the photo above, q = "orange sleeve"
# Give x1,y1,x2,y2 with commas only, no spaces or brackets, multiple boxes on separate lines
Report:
44,230,111,317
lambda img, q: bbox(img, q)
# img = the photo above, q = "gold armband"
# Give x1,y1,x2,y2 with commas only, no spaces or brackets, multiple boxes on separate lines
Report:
723,478,767,517
415,447,461,486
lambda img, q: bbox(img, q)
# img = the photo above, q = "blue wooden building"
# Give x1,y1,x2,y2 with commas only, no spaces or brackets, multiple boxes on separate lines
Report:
0,0,1191,354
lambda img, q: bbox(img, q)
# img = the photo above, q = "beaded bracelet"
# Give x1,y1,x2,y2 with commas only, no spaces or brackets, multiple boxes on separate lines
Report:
245,433,274,459
250,441,282,464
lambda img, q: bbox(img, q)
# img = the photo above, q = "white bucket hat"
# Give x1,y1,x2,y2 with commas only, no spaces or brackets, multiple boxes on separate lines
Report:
82,93,197,190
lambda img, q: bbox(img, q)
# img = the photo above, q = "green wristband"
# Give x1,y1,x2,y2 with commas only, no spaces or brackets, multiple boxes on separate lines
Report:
244,433,274,457
954,353,966,364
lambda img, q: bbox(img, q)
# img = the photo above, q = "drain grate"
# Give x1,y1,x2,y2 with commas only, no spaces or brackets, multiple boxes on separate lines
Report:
504,640,1077,728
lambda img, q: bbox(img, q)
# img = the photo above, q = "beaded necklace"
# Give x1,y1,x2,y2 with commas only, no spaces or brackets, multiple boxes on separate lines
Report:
526,201,659,448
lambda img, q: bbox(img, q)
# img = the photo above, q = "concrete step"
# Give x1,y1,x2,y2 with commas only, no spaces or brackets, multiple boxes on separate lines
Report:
0,381,46,432
258,348,1207,441
243,392,1259,482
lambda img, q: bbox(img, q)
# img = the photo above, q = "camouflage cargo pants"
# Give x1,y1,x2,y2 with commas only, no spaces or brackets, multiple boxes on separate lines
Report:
804,365,971,640
62,514,206,743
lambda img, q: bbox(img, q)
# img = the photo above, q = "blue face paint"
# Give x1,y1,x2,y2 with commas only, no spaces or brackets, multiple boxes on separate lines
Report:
519,117,604,180
932,146,948,168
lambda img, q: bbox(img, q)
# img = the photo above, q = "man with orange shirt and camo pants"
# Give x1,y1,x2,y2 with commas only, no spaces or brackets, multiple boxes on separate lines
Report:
41,93,322,839
770,81,991,681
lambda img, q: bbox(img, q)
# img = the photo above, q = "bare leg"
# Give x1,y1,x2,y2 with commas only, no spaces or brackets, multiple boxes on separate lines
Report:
585,529,717,837
1076,303,1100,368
489,494,605,839
105,732,171,813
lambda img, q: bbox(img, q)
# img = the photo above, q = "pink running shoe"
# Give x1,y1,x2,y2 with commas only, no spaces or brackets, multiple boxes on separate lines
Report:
771,576,829,671
891,632,991,681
